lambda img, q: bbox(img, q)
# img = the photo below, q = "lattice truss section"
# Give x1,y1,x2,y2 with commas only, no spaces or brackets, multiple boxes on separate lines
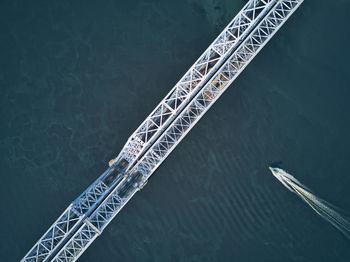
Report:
22,150,130,262
89,193,125,231
73,180,108,215
21,205,83,262
52,0,275,244
137,0,303,177
22,1,303,262
22,179,108,262
71,154,130,217
119,0,277,162
51,224,99,262
49,2,303,261
50,169,142,261
21,168,115,262
51,188,137,262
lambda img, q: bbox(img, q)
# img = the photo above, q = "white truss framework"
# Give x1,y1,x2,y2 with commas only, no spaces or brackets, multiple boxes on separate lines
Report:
51,223,99,262
21,204,83,262
137,0,303,177
21,168,112,262
21,2,276,261
49,1,303,261
118,0,277,163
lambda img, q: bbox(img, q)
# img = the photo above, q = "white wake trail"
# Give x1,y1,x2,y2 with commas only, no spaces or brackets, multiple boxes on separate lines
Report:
269,167,350,239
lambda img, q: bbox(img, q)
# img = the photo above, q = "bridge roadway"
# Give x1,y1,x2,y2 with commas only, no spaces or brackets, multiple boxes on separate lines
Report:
21,0,303,261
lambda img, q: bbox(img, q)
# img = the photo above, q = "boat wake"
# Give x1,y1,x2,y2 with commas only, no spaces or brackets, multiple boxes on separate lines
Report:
269,167,350,239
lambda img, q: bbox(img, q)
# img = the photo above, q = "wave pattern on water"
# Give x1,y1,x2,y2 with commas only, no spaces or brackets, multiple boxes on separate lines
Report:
270,167,350,239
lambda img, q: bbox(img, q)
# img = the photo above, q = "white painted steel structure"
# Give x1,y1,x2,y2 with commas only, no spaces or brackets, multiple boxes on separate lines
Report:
21,1,275,261
22,0,303,261
116,0,278,164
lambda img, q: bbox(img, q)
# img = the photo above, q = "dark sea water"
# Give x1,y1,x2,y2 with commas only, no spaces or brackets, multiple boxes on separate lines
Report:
1,0,350,261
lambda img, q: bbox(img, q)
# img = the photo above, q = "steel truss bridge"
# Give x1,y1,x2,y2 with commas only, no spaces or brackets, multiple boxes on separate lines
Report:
22,0,303,261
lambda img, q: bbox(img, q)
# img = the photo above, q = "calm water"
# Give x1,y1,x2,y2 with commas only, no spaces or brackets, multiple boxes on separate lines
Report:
1,0,350,261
